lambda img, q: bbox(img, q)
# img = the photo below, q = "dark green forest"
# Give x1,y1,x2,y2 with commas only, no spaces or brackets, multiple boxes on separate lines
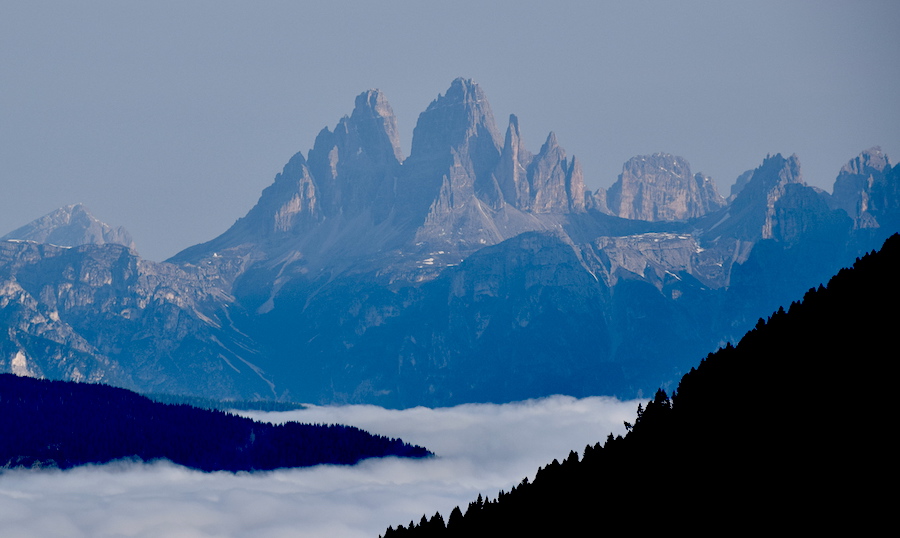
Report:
382,233,900,536
0,374,430,472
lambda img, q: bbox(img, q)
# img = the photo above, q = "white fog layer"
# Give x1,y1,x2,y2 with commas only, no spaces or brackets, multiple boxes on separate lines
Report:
0,395,639,538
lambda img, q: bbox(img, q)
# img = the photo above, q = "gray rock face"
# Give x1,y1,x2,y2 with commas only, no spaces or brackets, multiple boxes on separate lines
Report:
0,240,274,399
694,172,726,215
586,188,612,214
830,147,891,226
701,153,806,243
728,169,754,201
583,232,723,288
402,78,506,247
527,133,586,213
172,78,592,282
308,89,404,221
607,153,725,221
2,204,136,251
494,115,533,209
867,159,900,228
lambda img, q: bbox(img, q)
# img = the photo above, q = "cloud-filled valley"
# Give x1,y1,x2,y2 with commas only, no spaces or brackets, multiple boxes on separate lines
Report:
0,395,639,538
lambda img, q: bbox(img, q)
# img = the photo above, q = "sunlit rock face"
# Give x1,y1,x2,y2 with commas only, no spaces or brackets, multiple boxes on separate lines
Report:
0,240,273,399
1,204,136,251
698,153,806,243
607,153,725,222
830,147,892,227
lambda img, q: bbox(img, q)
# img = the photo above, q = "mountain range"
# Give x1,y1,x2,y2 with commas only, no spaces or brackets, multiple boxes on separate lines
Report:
2,78,897,406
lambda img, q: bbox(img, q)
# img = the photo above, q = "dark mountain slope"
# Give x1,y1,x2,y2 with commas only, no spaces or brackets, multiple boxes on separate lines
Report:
0,373,429,472
383,233,900,536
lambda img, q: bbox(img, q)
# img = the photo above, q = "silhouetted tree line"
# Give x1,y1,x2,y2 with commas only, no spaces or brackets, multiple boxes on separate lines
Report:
381,233,900,536
144,392,306,412
0,375,430,472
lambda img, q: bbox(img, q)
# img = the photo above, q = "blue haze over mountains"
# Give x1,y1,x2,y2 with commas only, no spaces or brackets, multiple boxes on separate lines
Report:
1,79,898,407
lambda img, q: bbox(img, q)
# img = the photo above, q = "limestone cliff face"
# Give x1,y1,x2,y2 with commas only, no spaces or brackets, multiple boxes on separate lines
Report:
701,153,805,242
867,160,900,228
307,89,403,222
494,115,534,209
753,154,804,241
694,173,726,215
246,151,323,236
402,78,505,246
607,153,724,221
586,188,612,214
493,116,586,214
526,133,586,213
771,183,852,244
2,204,135,251
0,240,273,398
728,170,754,202
830,147,891,227
173,78,594,280
172,90,405,262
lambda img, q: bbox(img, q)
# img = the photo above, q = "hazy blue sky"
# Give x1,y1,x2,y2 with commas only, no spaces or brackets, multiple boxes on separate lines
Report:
2,1,898,261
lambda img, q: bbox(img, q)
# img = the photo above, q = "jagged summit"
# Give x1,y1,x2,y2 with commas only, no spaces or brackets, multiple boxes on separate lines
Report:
307,87,403,220
411,77,501,152
700,153,811,243
606,153,725,222
839,146,888,176
831,146,892,225
171,79,594,273
1,203,135,250
495,114,532,208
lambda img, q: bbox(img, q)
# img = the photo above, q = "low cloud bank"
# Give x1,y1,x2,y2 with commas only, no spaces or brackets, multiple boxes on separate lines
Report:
0,395,640,538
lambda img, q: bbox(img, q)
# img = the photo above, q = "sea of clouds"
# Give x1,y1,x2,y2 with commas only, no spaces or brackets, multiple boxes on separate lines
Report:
0,395,641,538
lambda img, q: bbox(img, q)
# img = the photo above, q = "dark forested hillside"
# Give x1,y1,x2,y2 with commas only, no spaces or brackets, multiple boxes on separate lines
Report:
382,233,900,536
0,375,429,472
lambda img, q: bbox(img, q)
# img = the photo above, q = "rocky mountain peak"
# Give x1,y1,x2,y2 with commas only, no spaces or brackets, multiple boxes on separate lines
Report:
1,204,135,250
306,88,404,218
728,169,755,201
526,132,584,213
398,79,504,229
831,146,891,222
444,77,494,115
495,114,534,208
694,172,727,214
703,152,809,242
606,153,723,221
503,114,528,160
507,113,521,135
566,157,587,213
492,119,585,213
409,78,501,159
542,131,560,151
349,89,404,163
839,146,888,176
731,153,803,205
